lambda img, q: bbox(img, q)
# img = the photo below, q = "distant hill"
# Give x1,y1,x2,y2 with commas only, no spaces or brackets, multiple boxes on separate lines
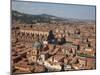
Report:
12,10,66,24
12,10,95,24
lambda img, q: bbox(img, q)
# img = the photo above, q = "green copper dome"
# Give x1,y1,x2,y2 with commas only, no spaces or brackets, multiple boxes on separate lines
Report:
33,41,43,49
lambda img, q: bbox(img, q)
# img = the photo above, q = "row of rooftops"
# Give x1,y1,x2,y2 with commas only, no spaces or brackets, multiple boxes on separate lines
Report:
12,22,96,73
12,41,96,73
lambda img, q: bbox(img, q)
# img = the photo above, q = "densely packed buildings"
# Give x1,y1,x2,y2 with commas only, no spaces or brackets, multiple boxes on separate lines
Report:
11,21,96,73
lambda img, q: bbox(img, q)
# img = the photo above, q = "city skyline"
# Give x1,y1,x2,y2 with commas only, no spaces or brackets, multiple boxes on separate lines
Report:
12,1,96,20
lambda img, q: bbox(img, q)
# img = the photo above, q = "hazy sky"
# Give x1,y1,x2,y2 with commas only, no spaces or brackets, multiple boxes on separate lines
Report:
12,1,96,20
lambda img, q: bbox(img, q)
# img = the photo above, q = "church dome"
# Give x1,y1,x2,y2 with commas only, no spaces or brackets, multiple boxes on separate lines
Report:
33,41,43,49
